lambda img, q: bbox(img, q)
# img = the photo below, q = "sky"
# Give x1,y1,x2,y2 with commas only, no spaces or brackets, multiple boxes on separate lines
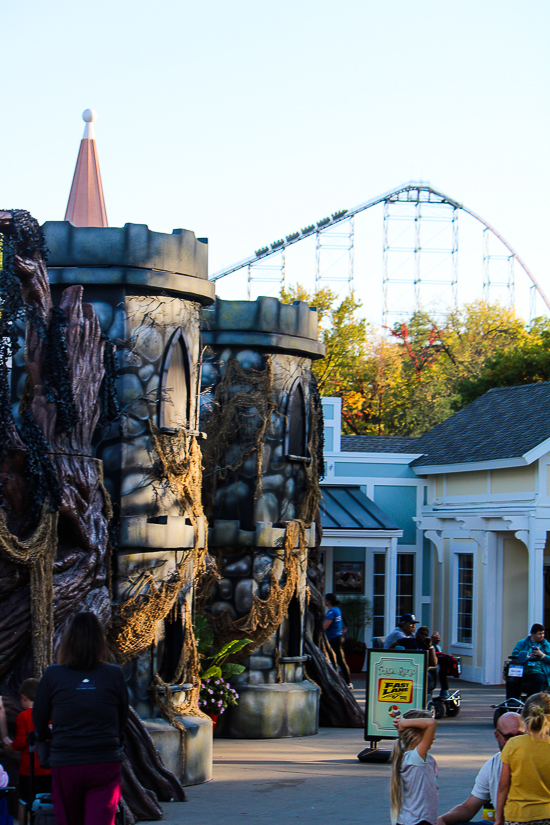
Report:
2,0,549,322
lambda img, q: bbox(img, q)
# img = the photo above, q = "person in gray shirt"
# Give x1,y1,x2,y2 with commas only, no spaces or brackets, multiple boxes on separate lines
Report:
436,712,526,825
384,614,418,649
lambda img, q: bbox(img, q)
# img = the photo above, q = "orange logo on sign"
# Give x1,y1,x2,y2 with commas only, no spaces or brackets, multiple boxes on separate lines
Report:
378,678,413,703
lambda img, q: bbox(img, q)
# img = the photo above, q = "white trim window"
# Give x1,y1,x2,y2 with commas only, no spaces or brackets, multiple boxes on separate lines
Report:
372,553,386,637
396,553,415,619
450,545,476,652
456,554,474,644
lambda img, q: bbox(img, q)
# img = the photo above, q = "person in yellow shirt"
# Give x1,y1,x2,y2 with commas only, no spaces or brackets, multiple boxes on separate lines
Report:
495,692,550,825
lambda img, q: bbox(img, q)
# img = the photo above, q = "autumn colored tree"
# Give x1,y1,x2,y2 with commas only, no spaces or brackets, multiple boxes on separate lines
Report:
280,285,368,396
281,286,534,436
454,317,550,407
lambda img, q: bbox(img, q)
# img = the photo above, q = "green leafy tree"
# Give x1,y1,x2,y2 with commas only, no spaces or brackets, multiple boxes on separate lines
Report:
280,285,368,396
454,317,550,407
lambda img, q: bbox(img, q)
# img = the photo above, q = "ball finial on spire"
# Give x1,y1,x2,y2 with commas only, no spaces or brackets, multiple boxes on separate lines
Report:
82,109,97,123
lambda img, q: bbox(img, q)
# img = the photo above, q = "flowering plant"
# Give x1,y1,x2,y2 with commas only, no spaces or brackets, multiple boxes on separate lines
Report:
199,677,239,715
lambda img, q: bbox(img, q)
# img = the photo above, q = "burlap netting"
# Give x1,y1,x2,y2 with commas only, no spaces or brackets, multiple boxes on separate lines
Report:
151,600,206,727
108,422,208,667
206,519,306,664
0,501,57,678
200,356,277,518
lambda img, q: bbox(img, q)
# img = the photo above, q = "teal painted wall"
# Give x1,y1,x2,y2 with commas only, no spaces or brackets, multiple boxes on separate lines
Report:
334,462,416,479
333,547,365,562
373,485,417,545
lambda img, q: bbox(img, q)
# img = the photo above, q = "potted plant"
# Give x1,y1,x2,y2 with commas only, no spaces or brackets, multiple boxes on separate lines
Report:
198,677,239,729
339,596,372,674
195,614,252,729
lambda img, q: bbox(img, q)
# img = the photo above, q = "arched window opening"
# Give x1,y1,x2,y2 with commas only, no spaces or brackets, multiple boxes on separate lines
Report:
160,330,191,431
286,383,308,459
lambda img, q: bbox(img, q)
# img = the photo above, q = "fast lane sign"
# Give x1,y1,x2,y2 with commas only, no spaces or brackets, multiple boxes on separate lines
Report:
364,649,428,741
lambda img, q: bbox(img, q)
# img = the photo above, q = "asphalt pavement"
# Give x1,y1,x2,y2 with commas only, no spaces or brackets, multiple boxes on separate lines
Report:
143,679,504,825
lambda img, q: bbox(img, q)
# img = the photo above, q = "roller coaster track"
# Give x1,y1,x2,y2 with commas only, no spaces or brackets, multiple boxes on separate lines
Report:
210,181,550,314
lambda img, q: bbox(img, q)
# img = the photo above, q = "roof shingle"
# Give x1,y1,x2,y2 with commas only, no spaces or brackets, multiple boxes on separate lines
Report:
412,383,550,467
340,435,421,453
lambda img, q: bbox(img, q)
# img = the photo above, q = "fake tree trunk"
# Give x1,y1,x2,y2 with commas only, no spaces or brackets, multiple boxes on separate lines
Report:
0,211,185,820
305,509,365,728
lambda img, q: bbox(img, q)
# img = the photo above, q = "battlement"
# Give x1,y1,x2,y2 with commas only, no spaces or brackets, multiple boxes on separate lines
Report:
201,296,325,358
42,221,214,304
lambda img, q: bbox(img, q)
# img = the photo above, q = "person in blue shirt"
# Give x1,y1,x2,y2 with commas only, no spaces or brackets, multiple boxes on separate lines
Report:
323,593,353,688
506,622,550,699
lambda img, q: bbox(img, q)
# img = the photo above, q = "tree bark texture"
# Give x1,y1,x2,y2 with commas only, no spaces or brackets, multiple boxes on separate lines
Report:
305,509,365,728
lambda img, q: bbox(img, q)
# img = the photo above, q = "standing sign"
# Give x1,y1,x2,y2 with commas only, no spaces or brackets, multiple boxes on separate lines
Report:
364,649,428,741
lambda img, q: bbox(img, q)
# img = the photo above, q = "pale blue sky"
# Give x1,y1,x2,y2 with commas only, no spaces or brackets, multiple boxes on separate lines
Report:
2,0,549,315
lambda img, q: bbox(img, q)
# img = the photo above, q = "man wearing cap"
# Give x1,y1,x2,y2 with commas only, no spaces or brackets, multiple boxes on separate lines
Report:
384,614,418,649
437,712,526,824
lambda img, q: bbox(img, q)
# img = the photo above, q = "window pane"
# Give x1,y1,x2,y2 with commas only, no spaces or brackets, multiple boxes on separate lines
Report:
373,554,385,637
457,553,474,644
396,553,414,619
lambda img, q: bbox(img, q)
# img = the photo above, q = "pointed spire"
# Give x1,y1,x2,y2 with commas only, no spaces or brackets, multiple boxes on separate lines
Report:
65,109,108,227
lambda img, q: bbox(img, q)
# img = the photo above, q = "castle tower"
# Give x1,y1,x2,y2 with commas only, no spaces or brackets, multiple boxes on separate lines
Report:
64,109,108,227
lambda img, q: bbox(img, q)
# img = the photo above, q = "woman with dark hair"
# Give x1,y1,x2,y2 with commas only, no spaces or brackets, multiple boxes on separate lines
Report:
323,593,353,688
33,612,129,825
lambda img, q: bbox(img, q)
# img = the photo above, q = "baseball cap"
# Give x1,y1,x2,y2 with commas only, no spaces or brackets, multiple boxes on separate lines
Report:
399,614,418,625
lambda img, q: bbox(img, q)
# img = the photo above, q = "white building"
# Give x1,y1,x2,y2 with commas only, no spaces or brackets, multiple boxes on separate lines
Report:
321,383,550,683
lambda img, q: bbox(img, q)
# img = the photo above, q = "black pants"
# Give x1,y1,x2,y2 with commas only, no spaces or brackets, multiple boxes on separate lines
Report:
329,636,352,684
437,664,449,692
506,670,547,700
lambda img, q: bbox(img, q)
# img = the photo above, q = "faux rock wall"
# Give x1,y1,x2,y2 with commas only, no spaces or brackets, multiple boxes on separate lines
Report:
200,346,315,685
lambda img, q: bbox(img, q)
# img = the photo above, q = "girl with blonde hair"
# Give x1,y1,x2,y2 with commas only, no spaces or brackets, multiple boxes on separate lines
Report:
390,710,438,825
496,692,550,825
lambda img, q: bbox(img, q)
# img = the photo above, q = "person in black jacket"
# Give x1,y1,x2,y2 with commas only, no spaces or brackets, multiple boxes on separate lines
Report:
33,613,129,825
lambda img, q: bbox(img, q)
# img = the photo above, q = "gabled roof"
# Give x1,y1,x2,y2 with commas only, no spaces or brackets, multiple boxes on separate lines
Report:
340,435,420,454
412,383,550,468
320,485,400,531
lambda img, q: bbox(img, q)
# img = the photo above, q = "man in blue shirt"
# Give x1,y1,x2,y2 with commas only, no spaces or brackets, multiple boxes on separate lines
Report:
384,614,418,649
507,623,550,699
323,593,353,688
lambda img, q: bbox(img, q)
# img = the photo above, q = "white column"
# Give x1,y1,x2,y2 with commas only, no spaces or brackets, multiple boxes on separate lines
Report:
517,524,546,628
528,526,546,627
385,537,398,635
481,531,501,685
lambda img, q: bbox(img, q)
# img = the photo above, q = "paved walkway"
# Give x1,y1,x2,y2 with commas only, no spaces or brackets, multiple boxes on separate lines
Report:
143,680,504,824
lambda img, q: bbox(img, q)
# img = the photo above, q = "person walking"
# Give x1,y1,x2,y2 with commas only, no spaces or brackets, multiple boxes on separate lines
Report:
33,612,129,825
390,710,438,825
0,678,52,825
323,593,353,688
495,692,550,825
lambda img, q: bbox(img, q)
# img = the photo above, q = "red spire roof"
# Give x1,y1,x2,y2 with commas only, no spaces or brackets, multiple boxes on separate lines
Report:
65,109,108,227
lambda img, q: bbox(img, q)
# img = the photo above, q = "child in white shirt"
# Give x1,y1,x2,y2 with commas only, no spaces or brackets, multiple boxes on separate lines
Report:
390,710,438,825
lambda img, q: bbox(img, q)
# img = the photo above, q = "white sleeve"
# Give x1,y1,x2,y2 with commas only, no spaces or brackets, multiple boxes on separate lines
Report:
405,747,428,766
471,755,496,801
